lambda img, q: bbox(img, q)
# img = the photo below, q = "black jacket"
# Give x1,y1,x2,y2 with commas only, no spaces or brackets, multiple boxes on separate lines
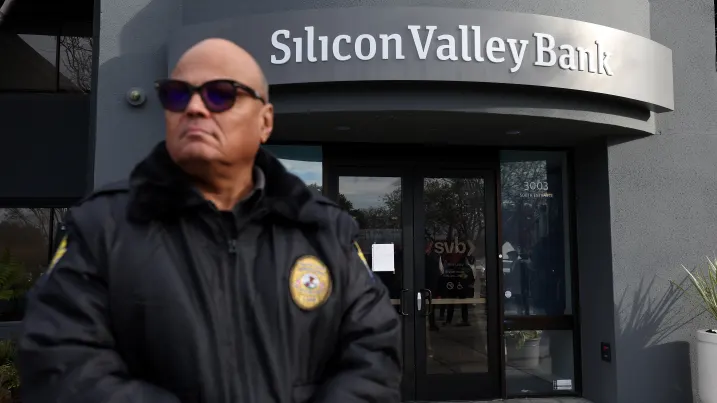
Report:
18,142,402,403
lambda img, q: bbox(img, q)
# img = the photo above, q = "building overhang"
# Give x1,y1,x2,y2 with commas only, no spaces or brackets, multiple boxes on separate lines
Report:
268,81,656,143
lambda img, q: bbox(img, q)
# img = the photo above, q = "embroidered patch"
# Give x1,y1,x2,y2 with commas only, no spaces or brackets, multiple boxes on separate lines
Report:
47,235,68,273
289,255,332,310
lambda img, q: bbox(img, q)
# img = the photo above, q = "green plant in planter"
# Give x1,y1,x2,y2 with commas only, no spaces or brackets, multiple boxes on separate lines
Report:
0,252,31,401
505,330,543,349
0,340,20,403
672,257,717,326
0,250,33,302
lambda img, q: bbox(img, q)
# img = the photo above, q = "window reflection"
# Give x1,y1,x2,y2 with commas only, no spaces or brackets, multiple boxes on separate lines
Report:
0,32,93,93
423,177,488,375
0,34,58,92
59,36,93,93
500,151,571,316
505,329,575,395
338,176,403,307
263,145,322,190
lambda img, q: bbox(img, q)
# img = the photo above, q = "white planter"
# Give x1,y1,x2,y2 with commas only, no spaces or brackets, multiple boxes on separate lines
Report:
506,337,541,370
698,330,717,403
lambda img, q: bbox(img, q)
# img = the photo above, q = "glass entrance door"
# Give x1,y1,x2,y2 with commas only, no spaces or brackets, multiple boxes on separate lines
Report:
413,171,500,400
331,168,416,399
328,166,499,401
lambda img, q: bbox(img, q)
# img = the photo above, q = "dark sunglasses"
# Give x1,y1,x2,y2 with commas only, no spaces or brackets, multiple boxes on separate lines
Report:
154,79,266,113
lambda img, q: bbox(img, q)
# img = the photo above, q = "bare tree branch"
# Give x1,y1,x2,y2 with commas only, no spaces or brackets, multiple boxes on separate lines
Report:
3,209,51,240
3,208,68,242
59,36,93,93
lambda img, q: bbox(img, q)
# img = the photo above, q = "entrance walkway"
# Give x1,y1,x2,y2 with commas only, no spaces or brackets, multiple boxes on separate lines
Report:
413,399,591,403
475,399,591,403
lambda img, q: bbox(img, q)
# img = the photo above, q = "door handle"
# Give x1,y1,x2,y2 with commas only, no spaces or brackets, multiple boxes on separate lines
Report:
419,288,433,317
398,288,409,316
416,291,422,312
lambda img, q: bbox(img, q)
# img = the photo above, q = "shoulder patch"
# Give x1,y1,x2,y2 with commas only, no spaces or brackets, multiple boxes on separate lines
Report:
289,255,332,310
354,241,369,268
47,235,68,273
353,242,374,279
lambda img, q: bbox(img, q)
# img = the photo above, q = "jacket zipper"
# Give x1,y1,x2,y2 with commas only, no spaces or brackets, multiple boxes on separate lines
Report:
223,218,246,402
215,211,242,401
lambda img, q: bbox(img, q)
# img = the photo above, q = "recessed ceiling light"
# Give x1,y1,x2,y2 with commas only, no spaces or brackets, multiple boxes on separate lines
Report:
506,130,521,135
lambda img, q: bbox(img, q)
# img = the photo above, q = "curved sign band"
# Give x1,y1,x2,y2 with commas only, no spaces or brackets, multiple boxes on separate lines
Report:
169,7,674,112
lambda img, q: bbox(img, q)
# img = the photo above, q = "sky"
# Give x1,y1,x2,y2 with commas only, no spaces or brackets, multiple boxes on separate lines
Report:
275,156,401,211
277,159,322,186
339,177,401,210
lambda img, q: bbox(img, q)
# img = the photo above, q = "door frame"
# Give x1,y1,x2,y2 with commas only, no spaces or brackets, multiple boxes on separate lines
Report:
325,145,504,401
325,164,417,399
411,168,501,401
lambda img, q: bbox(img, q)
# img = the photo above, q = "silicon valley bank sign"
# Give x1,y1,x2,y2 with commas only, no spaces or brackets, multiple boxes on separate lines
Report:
270,25,614,76
168,7,674,111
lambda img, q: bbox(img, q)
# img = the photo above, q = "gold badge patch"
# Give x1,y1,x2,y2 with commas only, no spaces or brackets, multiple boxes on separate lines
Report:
48,235,68,273
290,255,332,310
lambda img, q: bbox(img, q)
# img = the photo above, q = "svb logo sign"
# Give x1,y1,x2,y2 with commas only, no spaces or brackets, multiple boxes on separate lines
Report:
433,239,476,255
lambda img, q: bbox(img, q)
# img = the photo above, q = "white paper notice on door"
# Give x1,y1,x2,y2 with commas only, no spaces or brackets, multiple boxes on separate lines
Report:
371,243,395,272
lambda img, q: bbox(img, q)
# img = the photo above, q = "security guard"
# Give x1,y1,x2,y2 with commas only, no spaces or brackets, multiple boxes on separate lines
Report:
18,38,402,403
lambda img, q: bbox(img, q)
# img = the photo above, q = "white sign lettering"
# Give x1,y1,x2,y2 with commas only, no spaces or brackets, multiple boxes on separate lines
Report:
433,239,476,256
270,25,613,76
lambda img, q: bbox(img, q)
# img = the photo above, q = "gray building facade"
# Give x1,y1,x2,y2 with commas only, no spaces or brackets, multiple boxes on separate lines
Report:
1,0,715,402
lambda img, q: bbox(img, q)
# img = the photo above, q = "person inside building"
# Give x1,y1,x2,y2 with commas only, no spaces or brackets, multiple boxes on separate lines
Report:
17,38,402,403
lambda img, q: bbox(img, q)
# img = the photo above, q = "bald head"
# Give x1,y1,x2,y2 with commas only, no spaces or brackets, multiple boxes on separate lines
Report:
173,38,269,101
162,37,275,184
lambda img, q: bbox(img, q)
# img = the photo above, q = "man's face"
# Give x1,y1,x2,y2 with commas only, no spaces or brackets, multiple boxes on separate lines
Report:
164,54,273,169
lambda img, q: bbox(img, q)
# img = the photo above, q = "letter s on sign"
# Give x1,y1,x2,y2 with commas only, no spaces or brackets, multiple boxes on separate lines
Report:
271,29,291,65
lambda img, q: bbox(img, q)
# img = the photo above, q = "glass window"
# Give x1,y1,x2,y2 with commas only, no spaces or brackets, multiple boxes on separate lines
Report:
500,151,572,316
338,176,402,304
0,33,58,92
504,329,575,395
59,36,93,93
0,208,55,321
263,145,323,190
423,176,489,374
51,208,69,250
0,32,94,93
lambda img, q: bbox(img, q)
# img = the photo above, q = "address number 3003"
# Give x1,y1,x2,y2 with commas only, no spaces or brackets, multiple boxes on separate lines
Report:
523,181,548,191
